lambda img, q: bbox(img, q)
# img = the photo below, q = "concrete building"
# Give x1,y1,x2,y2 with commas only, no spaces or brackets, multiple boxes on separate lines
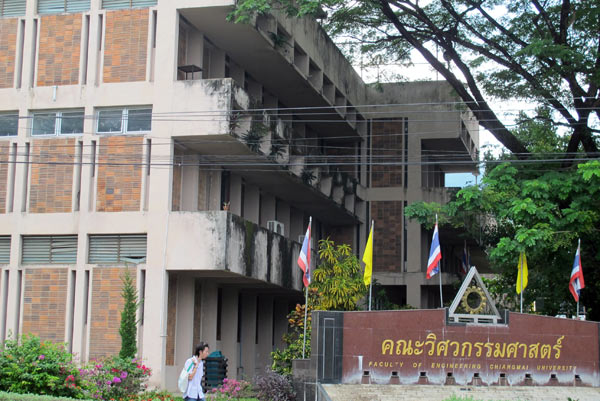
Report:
0,0,478,390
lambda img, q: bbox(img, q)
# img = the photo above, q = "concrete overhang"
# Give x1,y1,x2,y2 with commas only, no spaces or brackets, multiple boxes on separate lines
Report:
422,137,478,173
178,6,361,140
175,135,361,225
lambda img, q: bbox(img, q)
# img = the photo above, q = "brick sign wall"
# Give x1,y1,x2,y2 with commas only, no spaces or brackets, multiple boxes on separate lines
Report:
337,310,599,387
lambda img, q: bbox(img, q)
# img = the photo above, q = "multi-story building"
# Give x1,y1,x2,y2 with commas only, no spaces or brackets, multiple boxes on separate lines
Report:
0,0,478,390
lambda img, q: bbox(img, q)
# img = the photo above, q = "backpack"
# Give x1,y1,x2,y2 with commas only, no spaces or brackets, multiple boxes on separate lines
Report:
178,358,195,393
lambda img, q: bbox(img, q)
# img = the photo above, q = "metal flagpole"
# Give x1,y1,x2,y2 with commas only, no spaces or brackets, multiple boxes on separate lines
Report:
302,284,308,359
301,217,311,359
520,255,523,313
368,220,374,311
436,215,443,307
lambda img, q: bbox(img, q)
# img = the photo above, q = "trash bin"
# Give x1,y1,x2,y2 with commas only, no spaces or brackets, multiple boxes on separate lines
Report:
203,350,228,390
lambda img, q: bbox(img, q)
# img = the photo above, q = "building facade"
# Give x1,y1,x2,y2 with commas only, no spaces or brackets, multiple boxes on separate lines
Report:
0,0,478,390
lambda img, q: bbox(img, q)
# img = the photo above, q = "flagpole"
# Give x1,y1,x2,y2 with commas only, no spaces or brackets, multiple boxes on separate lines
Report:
576,238,580,320
368,220,374,311
436,215,443,307
302,216,311,359
520,254,523,313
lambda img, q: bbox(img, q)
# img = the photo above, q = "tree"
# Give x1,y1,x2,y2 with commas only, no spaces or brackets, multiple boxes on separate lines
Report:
405,159,600,320
119,269,139,360
312,238,368,310
230,0,600,162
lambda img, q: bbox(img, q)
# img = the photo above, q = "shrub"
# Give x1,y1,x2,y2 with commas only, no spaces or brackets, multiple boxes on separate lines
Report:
206,378,254,400
0,391,93,401
254,369,295,401
0,334,84,399
79,356,151,400
118,389,180,401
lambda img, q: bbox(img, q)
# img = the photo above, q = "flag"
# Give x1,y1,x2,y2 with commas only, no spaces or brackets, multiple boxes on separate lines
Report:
298,223,311,287
569,242,585,302
461,241,469,275
516,252,528,294
362,224,374,287
426,223,442,279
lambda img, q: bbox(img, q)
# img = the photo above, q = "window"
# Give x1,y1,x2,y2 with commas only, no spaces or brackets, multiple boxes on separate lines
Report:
22,235,78,264
96,108,151,134
37,0,90,14
31,110,84,136
88,234,147,264
0,113,18,137
0,236,10,264
0,0,26,17
102,0,156,10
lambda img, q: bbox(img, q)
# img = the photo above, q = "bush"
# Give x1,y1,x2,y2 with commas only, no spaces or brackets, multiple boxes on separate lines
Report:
118,390,180,401
254,370,295,401
0,334,84,399
78,356,151,400
206,378,254,400
0,391,93,401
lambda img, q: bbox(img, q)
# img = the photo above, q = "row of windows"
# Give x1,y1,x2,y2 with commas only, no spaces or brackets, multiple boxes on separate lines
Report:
0,107,152,137
0,0,157,17
0,234,147,264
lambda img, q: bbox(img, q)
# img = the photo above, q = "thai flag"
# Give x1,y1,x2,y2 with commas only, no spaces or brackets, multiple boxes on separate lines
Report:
298,223,311,287
569,242,585,302
426,223,442,279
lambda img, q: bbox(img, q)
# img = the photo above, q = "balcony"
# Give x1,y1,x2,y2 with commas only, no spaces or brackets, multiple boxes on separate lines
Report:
164,211,304,292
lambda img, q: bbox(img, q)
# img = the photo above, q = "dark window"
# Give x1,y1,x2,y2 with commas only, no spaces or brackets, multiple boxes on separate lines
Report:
0,113,18,137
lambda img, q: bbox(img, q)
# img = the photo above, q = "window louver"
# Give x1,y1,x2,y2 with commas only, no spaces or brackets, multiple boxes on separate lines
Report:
22,235,78,264
0,236,10,264
102,0,156,10
1,0,27,17
38,0,90,14
89,234,147,264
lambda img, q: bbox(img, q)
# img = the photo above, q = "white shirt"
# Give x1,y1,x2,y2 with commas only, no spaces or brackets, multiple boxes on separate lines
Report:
183,357,204,399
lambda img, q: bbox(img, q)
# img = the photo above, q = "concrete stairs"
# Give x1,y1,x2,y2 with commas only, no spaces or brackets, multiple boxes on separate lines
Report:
322,384,600,401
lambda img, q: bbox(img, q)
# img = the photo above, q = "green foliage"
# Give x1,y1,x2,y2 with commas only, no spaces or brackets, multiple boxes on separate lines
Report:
119,269,139,360
406,160,600,319
271,300,313,376
312,238,368,311
0,335,84,399
79,356,151,401
0,392,93,401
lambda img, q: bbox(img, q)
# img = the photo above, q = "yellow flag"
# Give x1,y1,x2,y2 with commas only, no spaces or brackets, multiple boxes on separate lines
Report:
362,224,374,287
516,252,528,294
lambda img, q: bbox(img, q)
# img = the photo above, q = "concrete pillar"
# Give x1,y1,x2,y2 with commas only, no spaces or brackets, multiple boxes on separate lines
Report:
230,175,242,216
276,201,291,239
272,298,289,350
239,293,257,380
219,287,239,380
200,281,218,350
255,295,273,376
290,208,304,243
261,194,276,229
406,280,421,309
209,49,226,79
244,184,260,225
181,155,199,211
175,275,196,368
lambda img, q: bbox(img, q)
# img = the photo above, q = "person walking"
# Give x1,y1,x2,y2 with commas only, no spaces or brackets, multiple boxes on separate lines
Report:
183,342,210,401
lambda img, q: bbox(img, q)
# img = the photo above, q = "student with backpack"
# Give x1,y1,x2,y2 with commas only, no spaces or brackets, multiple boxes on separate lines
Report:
178,342,210,401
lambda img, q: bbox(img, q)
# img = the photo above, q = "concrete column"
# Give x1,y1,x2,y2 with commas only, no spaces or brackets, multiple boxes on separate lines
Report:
276,200,291,239
272,298,289,350
209,49,226,79
261,194,276,229
219,287,239,379
244,184,259,225
200,281,218,349
290,208,304,243
181,155,199,211
255,295,273,376
406,280,421,309
175,275,196,368
230,175,242,216
239,293,257,380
